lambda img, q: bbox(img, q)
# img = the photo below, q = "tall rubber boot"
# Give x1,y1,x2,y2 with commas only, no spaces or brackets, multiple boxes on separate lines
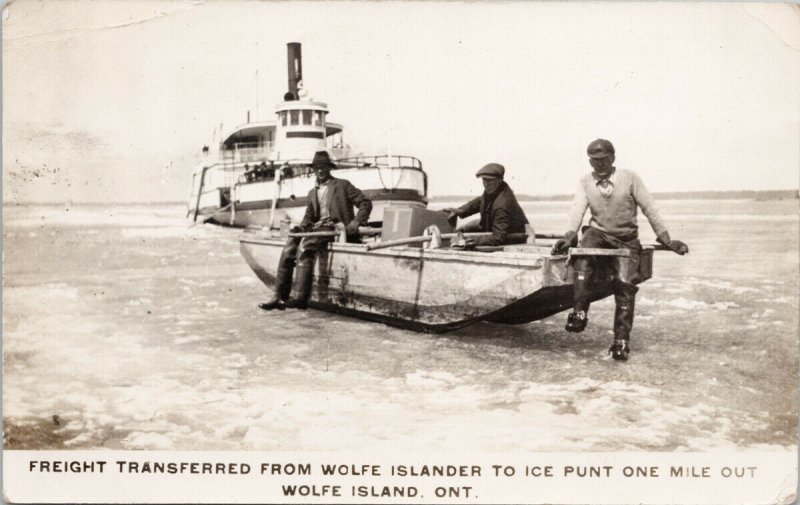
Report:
566,260,592,332
612,281,638,341
573,264,593,314
259,267,293,311
610,281,638,361
285,260,314,310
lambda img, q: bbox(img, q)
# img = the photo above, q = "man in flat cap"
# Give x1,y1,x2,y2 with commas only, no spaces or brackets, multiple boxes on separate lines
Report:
259,151,372,311
552,139,688,361
442,163,529,248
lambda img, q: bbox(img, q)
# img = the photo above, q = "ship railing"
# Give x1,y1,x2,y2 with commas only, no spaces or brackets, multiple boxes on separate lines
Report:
233,155,428,194
221,141,274,163
336,155,428,196
208,162,250,187
336,155,423,171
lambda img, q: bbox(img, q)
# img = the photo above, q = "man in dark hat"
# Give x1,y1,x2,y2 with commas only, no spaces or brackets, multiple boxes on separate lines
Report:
259,151,372,311
442,163,529,247
552,139,688,361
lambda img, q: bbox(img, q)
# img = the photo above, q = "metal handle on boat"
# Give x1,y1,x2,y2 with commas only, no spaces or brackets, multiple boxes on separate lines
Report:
567,247,631,258
288,226,381,238
440,232,530,240
551,243,672,258
365,236,433,251
444,232,560,240
567,244,673,253
364,232,534,251
289,231,340,238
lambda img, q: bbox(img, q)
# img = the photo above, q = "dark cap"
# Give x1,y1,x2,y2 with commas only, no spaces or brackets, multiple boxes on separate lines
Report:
311,151,336,169
587,139,615,159
475,163,505,179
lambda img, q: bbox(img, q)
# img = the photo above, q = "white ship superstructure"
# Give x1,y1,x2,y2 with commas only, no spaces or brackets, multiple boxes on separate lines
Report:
188,43,428,227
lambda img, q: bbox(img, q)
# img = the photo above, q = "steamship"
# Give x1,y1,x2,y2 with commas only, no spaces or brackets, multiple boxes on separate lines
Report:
188,43,428,228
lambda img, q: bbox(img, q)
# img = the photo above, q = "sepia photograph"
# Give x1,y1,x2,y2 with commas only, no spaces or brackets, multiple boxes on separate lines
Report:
2,1,798,503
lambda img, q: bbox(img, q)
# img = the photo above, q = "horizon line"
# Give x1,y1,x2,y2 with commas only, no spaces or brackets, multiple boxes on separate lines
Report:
3,188,799,206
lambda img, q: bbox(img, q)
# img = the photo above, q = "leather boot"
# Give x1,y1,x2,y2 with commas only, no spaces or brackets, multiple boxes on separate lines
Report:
258,267,293,311
565,311,588,333
608,340,630,361
285,260,313,309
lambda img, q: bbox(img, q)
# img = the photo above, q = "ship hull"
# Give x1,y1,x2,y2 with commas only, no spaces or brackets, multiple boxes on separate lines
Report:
195,191,425,227
239,230,654,333
191,161,428,227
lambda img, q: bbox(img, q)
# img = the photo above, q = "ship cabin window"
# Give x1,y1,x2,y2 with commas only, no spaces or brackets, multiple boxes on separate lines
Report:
280,111,287,126
302,110,313,125
290,110,299,125
315,111,325,126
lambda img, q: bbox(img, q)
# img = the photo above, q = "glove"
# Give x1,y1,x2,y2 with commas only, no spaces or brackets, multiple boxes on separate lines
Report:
667,239,689,255
465,236,493,248
289,225,302,233
312,217,337,230
345,221,361,236
551,231,578,255
657,232,689,255
441,207,460,220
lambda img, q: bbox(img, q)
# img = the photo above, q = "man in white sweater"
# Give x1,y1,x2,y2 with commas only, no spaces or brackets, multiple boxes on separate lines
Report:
552,139,688,361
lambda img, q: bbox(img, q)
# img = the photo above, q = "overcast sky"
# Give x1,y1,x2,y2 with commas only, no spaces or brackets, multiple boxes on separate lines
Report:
3,1,799,203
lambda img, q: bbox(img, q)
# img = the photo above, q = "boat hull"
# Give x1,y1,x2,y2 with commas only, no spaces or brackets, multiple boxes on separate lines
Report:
239,230,653,332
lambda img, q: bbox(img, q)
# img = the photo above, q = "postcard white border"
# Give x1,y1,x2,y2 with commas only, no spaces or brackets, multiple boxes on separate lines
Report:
3,450,797,504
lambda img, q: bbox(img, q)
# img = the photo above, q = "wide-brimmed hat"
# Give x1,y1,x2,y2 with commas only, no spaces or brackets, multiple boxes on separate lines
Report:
475,163,505,179
310,151,336,169
587,139,615,159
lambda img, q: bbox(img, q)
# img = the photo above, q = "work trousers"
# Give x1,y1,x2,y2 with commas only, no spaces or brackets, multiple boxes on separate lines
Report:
573,227,641,341
274,225,334,302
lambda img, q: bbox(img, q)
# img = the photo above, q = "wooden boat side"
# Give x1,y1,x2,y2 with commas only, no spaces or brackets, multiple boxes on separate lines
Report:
239,230,654,332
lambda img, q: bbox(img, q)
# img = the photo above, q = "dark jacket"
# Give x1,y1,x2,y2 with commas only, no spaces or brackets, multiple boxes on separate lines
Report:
456,182,529,246
300,177,372,231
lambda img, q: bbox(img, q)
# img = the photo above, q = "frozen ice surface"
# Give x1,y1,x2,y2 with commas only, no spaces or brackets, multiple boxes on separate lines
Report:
2,201,798,451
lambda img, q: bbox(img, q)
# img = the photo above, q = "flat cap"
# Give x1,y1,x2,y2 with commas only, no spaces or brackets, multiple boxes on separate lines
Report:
587,139,615,159
475,163,505,179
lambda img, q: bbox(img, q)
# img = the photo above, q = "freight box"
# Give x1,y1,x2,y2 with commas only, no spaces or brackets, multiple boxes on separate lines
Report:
381,206,455,243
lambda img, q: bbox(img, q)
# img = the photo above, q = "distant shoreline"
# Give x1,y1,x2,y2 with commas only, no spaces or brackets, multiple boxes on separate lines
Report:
431,189,800,203
3,201,189,207
3,190,798,206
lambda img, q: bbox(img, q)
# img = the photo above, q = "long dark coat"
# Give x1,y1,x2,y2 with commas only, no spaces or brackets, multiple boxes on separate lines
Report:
299,177,372,230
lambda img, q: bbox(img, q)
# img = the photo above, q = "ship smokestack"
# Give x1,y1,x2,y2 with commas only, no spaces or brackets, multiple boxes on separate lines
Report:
285,42,302,101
